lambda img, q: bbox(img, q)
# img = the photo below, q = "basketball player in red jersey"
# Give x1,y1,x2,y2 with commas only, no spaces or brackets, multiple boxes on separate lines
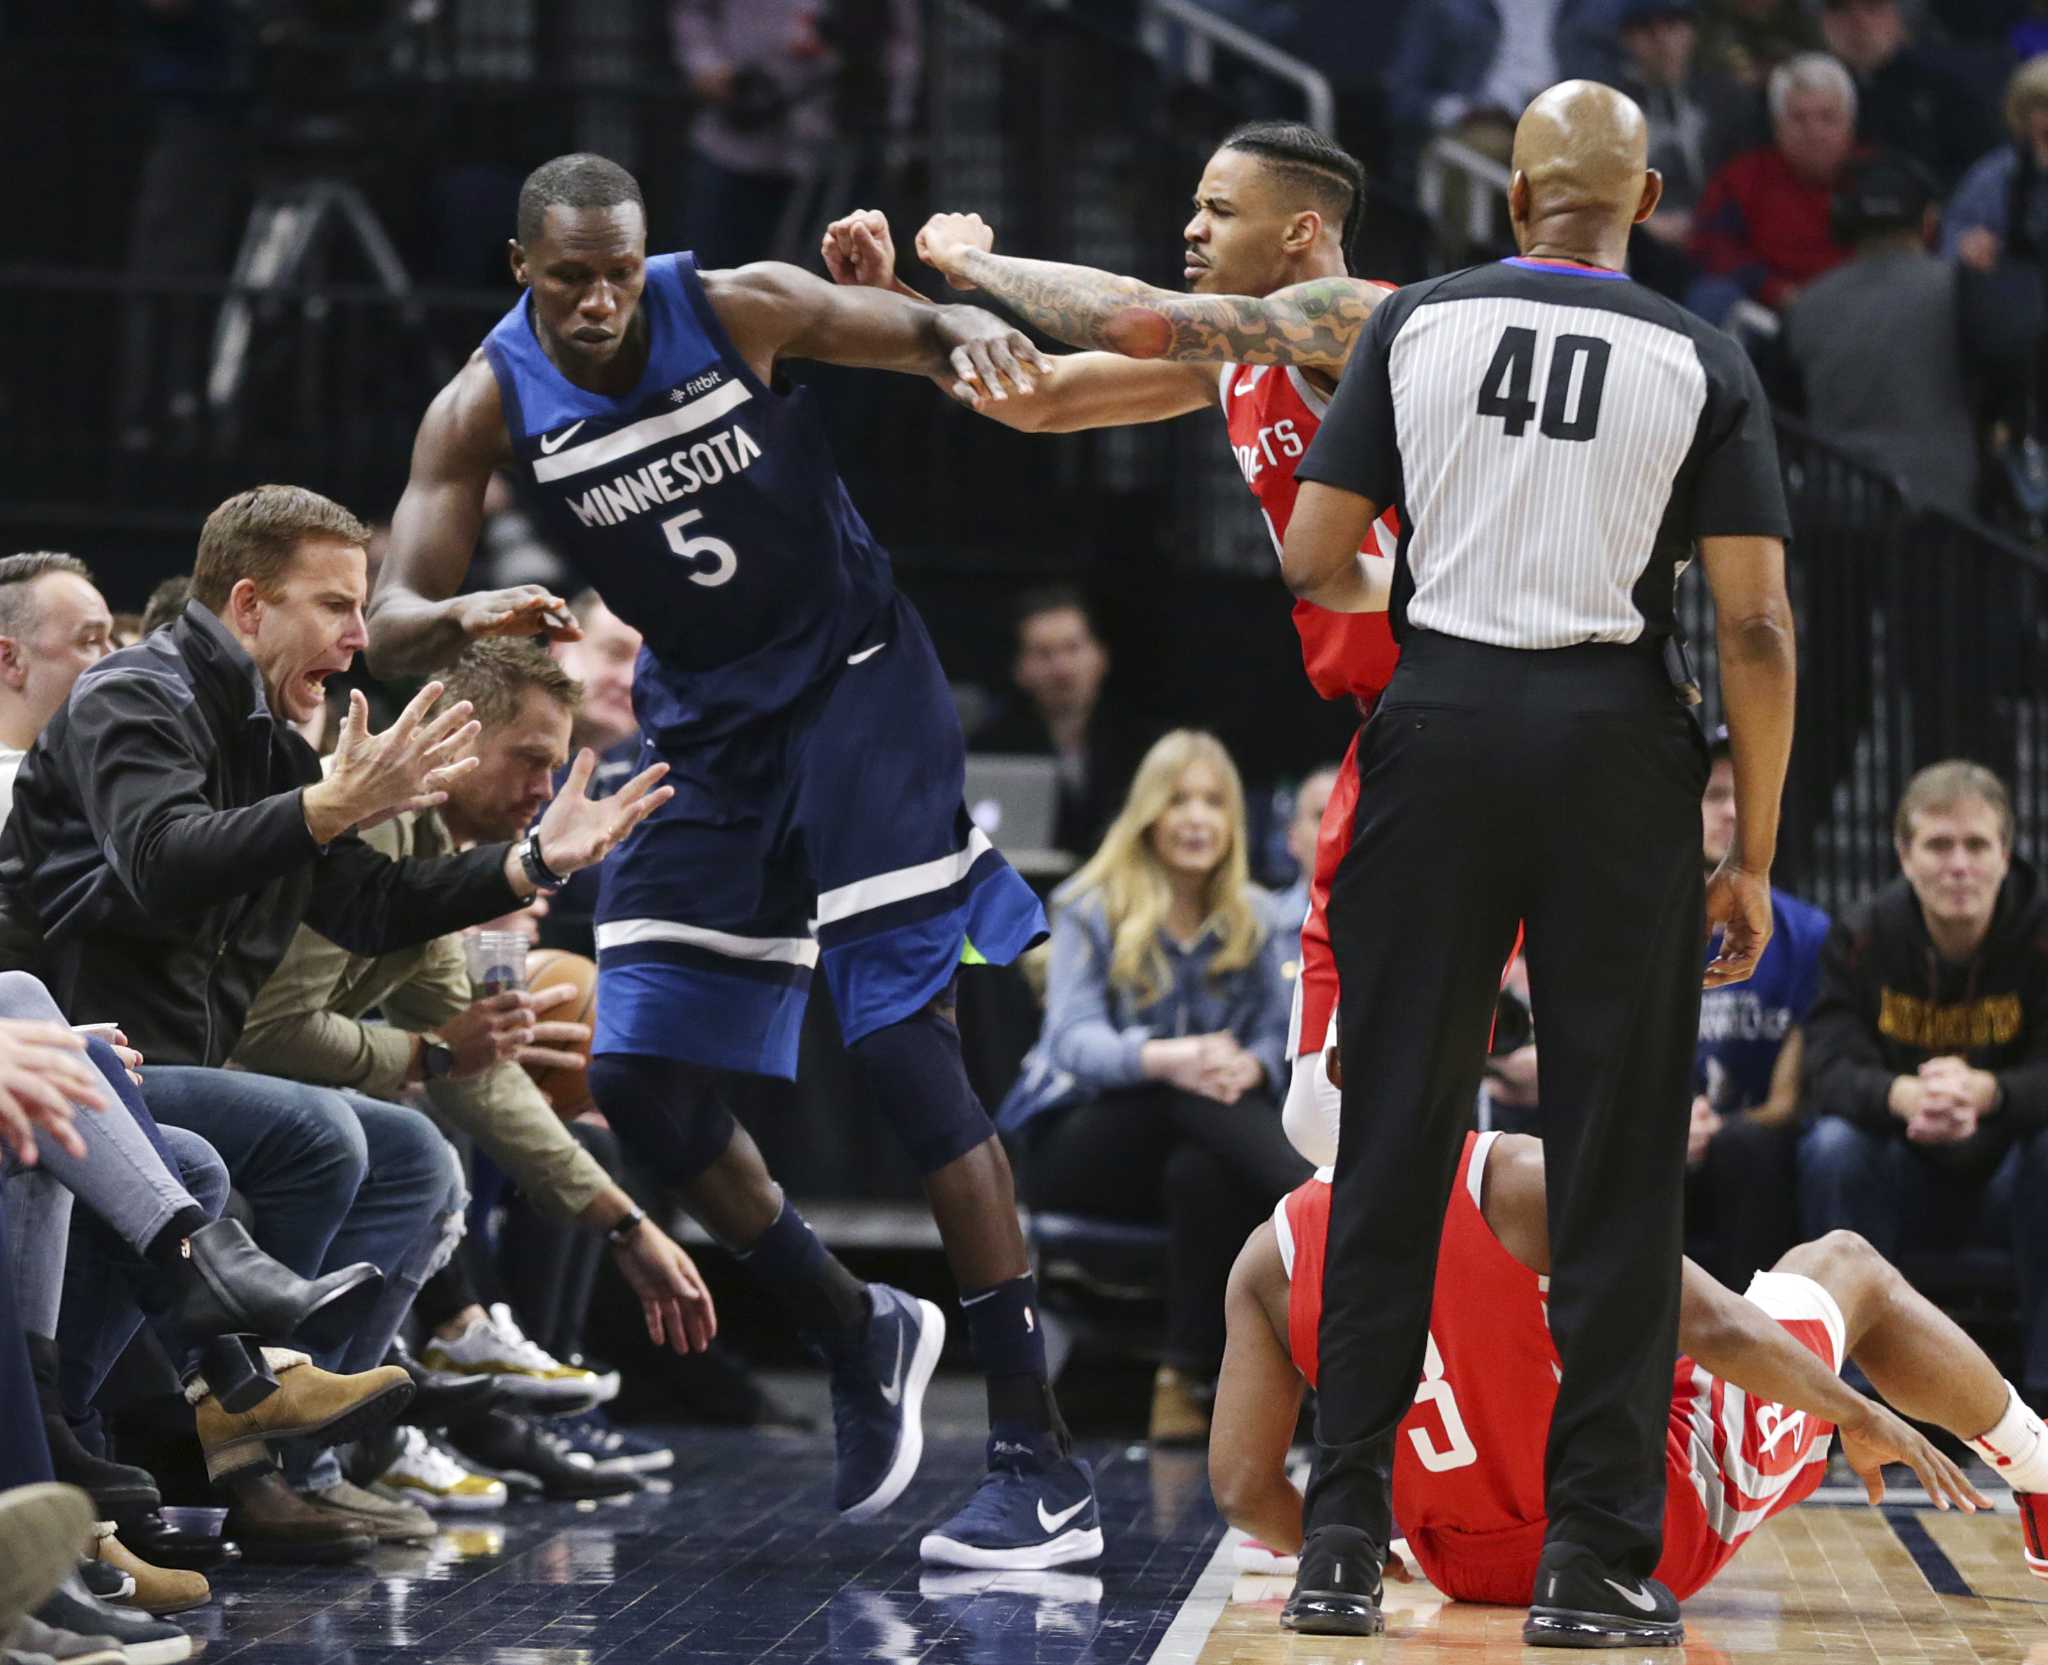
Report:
1210,1129,2048,1628
822,122,1402,1151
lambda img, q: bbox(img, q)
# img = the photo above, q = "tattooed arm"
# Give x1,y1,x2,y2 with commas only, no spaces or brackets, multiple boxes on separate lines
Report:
914,212,1385,373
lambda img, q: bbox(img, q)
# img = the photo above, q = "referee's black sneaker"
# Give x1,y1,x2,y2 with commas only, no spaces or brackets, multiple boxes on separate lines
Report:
1523,1541,1683,1648
1278,1525,1384,1636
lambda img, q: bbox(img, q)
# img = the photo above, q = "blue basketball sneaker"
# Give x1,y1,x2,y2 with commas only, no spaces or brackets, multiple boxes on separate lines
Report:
830,1283,945,1520
918,1436,1103,1569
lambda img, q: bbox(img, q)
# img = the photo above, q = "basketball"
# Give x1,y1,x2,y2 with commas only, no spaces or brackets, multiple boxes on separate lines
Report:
524,948,597,1117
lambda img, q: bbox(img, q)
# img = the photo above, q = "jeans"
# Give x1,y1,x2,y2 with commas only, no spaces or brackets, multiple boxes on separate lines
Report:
0,1189,53,1488
1799,1115,2048,1398
0,972,210,1337
141,1070,464,1488
55,1128,231,1407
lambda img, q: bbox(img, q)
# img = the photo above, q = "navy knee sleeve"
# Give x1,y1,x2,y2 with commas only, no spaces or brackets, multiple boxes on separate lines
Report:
587,1053,738,1186
848,992,995,1176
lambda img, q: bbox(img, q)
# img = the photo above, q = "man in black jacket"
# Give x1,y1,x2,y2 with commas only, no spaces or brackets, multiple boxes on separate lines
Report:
1800,760,2048,1415
0,484,679,1553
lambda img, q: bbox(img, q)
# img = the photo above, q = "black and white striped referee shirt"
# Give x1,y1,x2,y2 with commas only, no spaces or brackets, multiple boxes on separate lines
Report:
1299,257,1790,649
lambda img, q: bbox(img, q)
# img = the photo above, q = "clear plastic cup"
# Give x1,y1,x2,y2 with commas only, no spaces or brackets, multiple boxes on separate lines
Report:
465,931,529,996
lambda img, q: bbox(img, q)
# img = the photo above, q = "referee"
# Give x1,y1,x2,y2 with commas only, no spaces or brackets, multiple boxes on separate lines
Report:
1276,83,1796,1646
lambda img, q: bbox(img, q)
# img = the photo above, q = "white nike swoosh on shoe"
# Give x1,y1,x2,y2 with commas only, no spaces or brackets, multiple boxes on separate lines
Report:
878,1322,908,1407
538,420,587,454
1603,1577,1659,1613
846,642,888,666
1037,1496,1088,1534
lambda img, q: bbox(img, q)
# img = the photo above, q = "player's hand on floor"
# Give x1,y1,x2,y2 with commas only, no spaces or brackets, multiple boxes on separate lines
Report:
452,586,579,645
613,1222,718,1354
1838,1399,1992,1512
531,750,675,876
821,210,897,288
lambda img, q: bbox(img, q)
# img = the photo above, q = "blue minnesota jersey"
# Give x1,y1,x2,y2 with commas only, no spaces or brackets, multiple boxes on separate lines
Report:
482,253,897,740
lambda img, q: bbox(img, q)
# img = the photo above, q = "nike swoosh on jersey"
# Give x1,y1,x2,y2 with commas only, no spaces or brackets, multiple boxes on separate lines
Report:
1234,370,1267,395
537,420,588,455
846,642,889,666
1603,1578,1659,1613
1037,1496,1089,1534
878,1325,908,1407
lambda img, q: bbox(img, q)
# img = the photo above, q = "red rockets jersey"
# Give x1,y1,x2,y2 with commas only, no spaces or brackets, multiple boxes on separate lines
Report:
1219,360,1402,704
1275,1133,1837,1605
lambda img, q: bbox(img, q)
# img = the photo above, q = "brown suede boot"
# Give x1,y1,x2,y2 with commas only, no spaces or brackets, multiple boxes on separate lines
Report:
1148,1367,1211,1447
221,1472,374,1566
95,1530,210,1616
194,1352,413,1483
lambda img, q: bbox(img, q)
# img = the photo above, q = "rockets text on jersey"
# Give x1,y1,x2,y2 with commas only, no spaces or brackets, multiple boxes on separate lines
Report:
1219,362,1402,704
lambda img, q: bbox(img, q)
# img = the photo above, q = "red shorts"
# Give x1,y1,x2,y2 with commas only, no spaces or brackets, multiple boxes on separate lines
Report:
1656,1270,1846,1600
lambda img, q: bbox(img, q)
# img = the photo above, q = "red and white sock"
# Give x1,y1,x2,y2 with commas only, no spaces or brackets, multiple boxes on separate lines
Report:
1967,1383,2048,1495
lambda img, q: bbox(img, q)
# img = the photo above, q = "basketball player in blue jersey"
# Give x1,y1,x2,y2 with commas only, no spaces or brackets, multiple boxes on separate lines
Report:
366,154,1100,1570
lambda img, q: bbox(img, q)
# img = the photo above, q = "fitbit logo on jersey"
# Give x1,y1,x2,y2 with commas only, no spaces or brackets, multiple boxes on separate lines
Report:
564,425,765,529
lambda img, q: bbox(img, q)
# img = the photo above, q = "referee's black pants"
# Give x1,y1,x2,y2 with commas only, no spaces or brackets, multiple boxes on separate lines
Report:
1307,632,1709,1584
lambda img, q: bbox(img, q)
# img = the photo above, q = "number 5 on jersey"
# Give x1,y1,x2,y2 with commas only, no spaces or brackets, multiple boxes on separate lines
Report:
661,509,738,588
1409,1330,1478,1473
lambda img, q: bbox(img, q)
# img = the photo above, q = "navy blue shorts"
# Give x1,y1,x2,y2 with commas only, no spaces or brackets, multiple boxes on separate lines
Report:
592,595,1047,1078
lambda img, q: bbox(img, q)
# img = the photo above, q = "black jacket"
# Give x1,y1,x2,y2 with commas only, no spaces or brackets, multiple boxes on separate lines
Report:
1803,859,2048,1170
0,604,522,1066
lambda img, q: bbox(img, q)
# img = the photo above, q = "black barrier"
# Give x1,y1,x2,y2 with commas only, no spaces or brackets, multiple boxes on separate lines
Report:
1678,415,2048,917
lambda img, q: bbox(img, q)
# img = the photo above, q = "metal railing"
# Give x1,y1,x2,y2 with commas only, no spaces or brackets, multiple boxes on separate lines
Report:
1678,417,2048,916
1134,0,1335,134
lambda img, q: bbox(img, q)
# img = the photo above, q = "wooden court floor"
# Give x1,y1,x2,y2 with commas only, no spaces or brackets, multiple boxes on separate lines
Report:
1198,1498,2048,1664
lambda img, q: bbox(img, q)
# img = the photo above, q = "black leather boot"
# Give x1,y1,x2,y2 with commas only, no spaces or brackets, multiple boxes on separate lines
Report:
26,1335,161,1514
164,1219,383,1353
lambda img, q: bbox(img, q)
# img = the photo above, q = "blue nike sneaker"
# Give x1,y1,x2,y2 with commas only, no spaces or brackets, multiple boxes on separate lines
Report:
829,1283,945,1520
918,1436,1104,1569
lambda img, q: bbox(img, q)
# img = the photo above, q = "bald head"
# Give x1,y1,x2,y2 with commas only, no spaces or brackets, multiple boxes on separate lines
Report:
1509,81,1660,262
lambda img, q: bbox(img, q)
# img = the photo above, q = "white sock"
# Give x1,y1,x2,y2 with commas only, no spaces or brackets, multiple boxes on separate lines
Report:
1967,1382,2048,1494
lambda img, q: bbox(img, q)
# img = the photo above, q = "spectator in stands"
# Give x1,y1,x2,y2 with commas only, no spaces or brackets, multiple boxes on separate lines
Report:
1784,153,1980,514
669,0,922,266
1689,51,1859,320
1821,0,1997,188
138,575,191,638
1618,0,1759,295
1687,726,1829,1289
1266,764,1339,941
233,643,709,1504
973,589,1157,858
1946,55,2048,459
1800,761,2048,1417
540,590,645,962
0,555,113,807
1380,0,1621,183
1697,0,1823,89
998,731,1304,1446
0,484,676,1553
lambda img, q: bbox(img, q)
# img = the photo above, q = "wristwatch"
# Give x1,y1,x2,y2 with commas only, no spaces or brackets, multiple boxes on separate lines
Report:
421,1039,456,1082
606,1207,647,1246
517,831,565,895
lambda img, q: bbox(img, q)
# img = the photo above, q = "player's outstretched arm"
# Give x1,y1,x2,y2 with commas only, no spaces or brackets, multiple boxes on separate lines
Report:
822,208,1220,432
1211,1223,1308,1555
367,360,577,678
917,212,1384,374
703,260,1052,404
